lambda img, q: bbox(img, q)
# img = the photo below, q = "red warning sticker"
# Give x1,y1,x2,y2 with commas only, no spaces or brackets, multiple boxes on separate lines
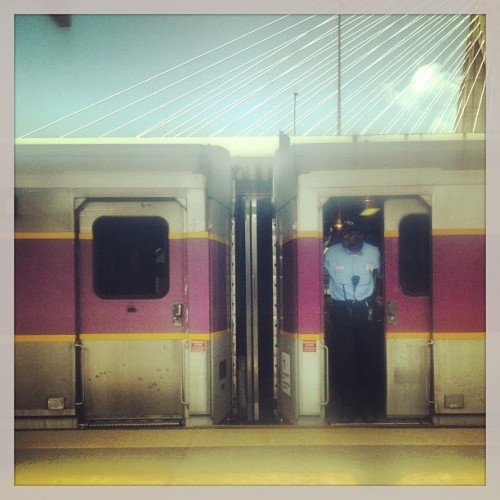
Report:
191,340,206,352
302,341,317,352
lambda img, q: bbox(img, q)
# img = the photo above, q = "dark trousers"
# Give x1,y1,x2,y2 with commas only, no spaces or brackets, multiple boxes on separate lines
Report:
329,299,384,418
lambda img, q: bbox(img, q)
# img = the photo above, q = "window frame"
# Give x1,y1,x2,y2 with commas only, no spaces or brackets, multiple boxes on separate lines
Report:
398,213,431,297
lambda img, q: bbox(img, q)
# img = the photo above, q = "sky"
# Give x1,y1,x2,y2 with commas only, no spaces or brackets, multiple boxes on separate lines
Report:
14,13,472,138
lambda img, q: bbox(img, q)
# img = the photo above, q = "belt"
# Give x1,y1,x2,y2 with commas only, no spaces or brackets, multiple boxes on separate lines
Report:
333,296,373,305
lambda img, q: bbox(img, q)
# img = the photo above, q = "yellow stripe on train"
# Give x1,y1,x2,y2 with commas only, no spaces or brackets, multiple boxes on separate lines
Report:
385,228,485,238
386,332,485,340
15,331,230,342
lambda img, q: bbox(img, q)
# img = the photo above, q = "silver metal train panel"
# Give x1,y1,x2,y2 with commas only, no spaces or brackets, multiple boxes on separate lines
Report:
14,141,233,429
274,133,485,426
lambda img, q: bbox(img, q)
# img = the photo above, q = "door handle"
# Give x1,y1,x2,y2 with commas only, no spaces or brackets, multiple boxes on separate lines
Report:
172,303,183,326
387,300,397,324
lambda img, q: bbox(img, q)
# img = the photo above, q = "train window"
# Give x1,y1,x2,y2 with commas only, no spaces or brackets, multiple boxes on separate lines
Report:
93,216,169,299
399,213,430,296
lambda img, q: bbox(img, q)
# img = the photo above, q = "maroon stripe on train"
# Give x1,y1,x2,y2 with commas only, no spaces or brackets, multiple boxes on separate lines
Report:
186,237,211,333
384,236,430,332
281,236,323,334
15,239,76,335
209,238,230,333
296,237,323,333
432,234,485,333
17,236,229,336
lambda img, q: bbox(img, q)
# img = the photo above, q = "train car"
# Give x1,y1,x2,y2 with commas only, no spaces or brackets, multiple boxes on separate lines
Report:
14,140,233,429
273,132,485,426
14,133,486,429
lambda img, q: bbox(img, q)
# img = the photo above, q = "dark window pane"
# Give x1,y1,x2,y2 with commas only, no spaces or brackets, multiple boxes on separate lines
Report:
399,214,430,296
93,216,169,299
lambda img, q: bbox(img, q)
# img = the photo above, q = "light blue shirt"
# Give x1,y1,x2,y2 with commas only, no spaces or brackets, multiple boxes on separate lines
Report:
324,241,380,301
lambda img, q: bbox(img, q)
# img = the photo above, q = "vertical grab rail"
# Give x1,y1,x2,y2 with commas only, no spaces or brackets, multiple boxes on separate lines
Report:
75,341,85,407
321,344,330,406
181,339,189,407
425,339,435,404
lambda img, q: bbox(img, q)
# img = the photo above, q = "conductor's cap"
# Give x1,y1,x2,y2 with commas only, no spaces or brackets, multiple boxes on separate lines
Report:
343,217,365,232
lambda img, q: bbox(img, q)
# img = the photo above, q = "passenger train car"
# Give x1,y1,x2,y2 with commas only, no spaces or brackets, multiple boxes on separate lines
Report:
14,133,485,429
274,133,485,426
15,141,233,428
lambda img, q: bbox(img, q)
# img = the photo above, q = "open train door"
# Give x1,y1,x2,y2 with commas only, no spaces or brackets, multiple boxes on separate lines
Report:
75,199,187,425
384,197,433,419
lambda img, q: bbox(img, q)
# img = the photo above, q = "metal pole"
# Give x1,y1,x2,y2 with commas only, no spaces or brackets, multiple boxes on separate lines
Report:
337,14,341,136
293,91,298,136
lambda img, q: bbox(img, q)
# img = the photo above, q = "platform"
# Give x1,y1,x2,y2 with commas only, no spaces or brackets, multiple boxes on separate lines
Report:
14,426,485,486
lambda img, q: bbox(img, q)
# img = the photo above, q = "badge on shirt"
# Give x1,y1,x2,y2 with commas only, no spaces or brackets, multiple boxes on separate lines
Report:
366,264,375,272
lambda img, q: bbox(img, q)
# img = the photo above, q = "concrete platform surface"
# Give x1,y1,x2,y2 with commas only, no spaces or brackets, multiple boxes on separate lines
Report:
14,426,486,486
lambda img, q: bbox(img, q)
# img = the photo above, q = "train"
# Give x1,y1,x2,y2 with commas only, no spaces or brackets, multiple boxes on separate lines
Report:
14,132,485,429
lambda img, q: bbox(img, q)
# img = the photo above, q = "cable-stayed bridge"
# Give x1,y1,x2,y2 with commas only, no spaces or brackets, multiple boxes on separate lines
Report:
17,14,485,141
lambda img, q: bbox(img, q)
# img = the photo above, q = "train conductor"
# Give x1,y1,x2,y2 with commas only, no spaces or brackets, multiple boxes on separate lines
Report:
323,216,383,422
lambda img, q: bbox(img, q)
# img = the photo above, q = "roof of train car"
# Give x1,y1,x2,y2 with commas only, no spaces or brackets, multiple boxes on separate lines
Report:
15,132,484,159
14,137,279,163
282,132,485,172
14,133,485,178
14,138,233,173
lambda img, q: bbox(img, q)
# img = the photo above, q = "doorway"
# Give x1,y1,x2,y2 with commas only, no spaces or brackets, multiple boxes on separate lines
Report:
322,196,386,423
323,195,433,423
76,199,187,425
